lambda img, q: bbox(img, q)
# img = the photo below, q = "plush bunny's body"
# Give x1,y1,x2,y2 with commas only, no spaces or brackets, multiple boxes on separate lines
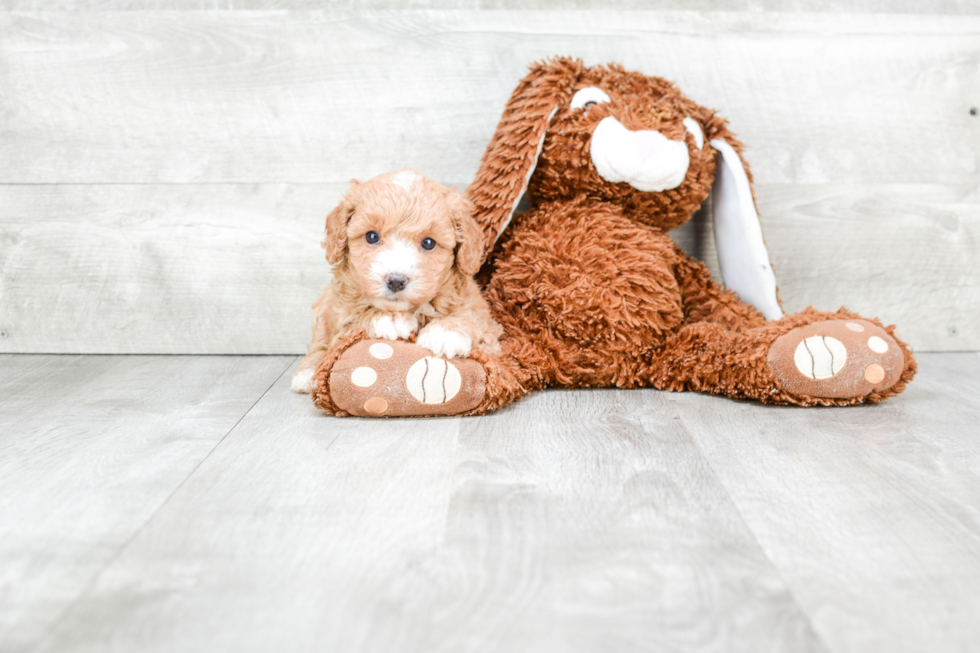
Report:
312,58,915,417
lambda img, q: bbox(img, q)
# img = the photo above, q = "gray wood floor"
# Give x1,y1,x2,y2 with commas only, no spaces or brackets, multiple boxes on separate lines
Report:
2,352,979,653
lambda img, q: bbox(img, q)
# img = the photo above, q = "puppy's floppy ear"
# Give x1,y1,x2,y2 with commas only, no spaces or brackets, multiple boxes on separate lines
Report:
448,191,483,276
322,180,361,265
703,121,783,321
467,57,583,257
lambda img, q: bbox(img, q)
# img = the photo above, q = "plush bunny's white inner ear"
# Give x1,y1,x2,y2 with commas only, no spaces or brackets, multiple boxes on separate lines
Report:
709,139,783,321
493,106,559,246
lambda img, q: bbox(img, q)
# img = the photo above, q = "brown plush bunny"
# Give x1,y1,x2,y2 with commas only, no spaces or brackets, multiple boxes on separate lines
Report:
311,57,916,417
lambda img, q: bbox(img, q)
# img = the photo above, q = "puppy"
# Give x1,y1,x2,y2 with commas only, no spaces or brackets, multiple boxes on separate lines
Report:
292,169,502,394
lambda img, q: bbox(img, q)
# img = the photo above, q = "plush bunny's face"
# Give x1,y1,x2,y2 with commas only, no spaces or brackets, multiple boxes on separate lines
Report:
468,58,781,321
528,66,731,232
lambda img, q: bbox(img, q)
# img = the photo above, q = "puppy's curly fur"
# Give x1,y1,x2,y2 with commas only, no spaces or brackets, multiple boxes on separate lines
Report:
292,170,501,394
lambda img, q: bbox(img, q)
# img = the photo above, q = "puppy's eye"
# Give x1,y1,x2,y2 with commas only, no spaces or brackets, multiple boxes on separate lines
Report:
420,237,436,251
365,231,380,245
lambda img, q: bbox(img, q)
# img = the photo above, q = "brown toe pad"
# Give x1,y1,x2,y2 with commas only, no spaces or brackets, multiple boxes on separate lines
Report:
767,319,904,399
329,339,486,417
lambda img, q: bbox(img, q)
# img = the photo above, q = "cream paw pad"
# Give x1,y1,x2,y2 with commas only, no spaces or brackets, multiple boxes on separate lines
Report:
327,339,486,417
767,319,905,399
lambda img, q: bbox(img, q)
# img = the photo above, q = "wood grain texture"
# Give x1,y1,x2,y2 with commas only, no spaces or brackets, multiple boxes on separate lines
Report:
0,11,977,185
1,182,975,354
863,352,980,477
3,1,980,11
757,183,980,351
2,352,978,652
668,361,980,653
30,360,468,653
27,359,826,653
1,8,976,355
428,388,824,653
0,183,342,354
0,354,294,653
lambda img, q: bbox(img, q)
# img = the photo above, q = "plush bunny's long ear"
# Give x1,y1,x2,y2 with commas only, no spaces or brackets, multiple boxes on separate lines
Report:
467,58,583,256
709,139,784,321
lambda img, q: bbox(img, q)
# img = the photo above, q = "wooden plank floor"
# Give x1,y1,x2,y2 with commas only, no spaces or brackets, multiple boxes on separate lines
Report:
2,353,979,652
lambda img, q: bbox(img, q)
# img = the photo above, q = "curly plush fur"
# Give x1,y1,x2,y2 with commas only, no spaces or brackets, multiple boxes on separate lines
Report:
311,58,915,415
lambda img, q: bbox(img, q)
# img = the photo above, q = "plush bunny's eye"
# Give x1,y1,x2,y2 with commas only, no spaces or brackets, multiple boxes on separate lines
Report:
570,87,611,111
682,117,705,149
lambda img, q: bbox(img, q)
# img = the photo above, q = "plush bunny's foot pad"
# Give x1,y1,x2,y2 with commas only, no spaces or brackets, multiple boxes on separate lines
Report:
328,339,486,417
767,319,905,400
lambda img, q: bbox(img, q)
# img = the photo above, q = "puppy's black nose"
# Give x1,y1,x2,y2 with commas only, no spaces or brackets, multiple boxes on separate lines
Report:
385,273,409,293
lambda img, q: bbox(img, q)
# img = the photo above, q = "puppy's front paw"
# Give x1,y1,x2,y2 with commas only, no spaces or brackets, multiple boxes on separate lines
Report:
291,367,316,394
417,325,472,358
369,313,418,341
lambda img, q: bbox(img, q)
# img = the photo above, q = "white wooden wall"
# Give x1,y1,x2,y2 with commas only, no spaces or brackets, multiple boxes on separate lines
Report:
1,4,977,354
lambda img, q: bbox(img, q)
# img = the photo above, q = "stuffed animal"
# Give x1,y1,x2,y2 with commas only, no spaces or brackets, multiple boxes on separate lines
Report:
311,57,916,417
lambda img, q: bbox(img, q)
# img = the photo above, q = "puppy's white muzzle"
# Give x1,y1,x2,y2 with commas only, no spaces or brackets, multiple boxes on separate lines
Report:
590,117,690,192
370,237,419,299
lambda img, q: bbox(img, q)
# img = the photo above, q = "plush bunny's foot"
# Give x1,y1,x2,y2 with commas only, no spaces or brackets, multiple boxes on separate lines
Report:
767,319,905,400
324,339,486,417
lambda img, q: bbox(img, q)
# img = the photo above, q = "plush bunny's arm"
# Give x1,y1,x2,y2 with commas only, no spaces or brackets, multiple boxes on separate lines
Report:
710,139,783,321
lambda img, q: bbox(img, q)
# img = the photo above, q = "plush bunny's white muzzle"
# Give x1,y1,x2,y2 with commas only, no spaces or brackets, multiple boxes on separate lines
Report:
590,117,690,192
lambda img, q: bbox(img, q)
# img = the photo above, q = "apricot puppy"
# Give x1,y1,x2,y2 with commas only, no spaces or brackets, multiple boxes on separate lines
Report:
292,170,502,394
